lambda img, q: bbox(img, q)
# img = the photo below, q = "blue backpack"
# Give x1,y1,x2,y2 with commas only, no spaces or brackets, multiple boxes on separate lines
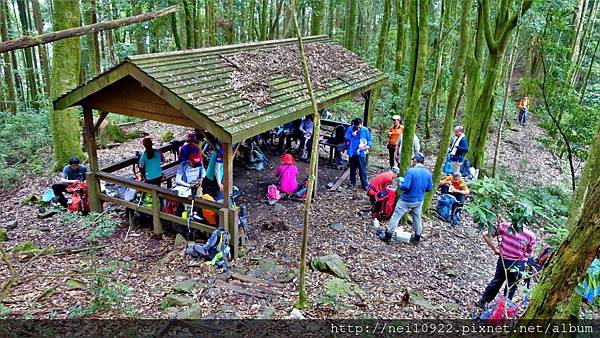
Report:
460,159,472,179
436,194,458,223
443,155,453,175
187,227,231,270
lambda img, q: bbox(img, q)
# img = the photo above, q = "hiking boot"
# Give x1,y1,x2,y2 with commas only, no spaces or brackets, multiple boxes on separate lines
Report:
410,234,421,245
379,231,393,243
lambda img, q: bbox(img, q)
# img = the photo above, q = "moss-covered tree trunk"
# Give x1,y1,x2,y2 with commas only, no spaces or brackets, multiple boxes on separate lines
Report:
422,0,471,212
311,0,324,35
206,0,216,46
50,0,85,170
327,0,335,37
391,0,408,111
375,0,392,70
0,0,16,112
31,0,51,96
464,0,532,169
183,0,194,48
568,121,600,229
226,0,234,44
519,180,600,319
398,0,430,175
16,0,38,104
344,0,357,51
131,0,145,54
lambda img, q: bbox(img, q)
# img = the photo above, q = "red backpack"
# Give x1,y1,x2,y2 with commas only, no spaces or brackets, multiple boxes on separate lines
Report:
371,187,397,220
66,182,90,213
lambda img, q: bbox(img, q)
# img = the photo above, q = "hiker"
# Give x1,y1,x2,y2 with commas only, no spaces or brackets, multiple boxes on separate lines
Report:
139,137,165,186
448,126,469,175
333,124,348,166
275,153,299,196
202,143,224,200
179,132,201,163
175,152,205,189
367,166,399,206
345,118,372,189
516,96,529,126
478,222,537,308
386,115,404,168
439,173,470,205
380,153,433,244
52,157,87,208
397,133,421,165
298,115,314,160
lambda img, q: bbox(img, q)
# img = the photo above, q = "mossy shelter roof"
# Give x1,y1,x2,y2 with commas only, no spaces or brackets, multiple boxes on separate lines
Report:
53,36,387,144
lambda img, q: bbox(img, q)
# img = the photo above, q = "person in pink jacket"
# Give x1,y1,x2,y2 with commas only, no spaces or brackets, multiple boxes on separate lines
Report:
276,153,299,194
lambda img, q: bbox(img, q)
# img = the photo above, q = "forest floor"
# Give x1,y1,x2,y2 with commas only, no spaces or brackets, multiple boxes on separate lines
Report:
0,116,596,320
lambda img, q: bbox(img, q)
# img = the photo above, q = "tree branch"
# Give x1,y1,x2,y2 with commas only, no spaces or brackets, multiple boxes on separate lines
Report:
478,0,498,53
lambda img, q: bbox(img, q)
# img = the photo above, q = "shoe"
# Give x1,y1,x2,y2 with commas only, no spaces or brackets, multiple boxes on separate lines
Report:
410,234,421,245
379,231,393,243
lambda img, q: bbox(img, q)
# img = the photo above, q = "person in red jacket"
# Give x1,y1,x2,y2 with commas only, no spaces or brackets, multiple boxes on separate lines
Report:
366,166,399,205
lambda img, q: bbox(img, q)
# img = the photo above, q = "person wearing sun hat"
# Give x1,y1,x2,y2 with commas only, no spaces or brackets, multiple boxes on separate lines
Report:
387,115,404,168
175,152,205,189
275,153,299,195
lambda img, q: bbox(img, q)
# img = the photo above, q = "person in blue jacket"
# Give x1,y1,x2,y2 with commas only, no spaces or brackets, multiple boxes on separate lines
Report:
447,126,469,175
344,118,372,189
381,152,433,245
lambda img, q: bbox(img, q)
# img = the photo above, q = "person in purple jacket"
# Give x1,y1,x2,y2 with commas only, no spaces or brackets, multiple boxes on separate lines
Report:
380,152,433,245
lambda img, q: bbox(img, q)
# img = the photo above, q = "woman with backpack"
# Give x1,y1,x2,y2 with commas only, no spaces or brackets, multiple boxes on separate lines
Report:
139,137,165,186
275,153,299,197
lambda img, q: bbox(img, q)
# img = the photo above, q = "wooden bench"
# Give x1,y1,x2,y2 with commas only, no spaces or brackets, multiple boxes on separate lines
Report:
319,119,351,163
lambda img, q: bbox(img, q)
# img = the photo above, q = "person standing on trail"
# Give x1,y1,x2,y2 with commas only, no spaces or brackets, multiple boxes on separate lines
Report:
345,118,372,190
448,126,468,175
386,115,404,168
380,153,433,245
478,222,537,308
397,133,421,165
516,96,529,127
367,166,399,206
52,156,87,207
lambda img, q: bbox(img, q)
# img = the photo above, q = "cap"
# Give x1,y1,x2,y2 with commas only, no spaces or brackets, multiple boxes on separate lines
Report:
391,166,400,174
282,153,295,165
392,115,401,120
412,152,425,162
189,153,202,166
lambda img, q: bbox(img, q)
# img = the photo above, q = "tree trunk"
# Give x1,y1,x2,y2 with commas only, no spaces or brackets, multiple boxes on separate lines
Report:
246,0,257,40
519,179,600,319
131,0,145,54
206,0,216,46
567,121,600,229
423,0,446,140
570,0,588,64
344,0,357,51
170,2,182,50
375,0,392,70
327,0,335,37
579,36,600,103
183,0,194,48
311,0,325,35
30,0,50,96
571,0,598,87
398,0,430,175
0,0,17,112
290,6,321,310
422,0,471,212
16,0,38,104
391,0,408,111
226,0,234,44
49,0,85,170
0,5,178,53
260,0,268,40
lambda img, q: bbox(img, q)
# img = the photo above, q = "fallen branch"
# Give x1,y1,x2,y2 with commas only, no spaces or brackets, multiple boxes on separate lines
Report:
6,307,62,317
215,279,267,299
0,5,178,53
17,245,108,261
330,169,351,191
229,272,285,289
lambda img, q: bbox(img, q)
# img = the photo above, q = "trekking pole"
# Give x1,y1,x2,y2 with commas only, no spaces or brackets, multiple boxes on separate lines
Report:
125,194,144,241
187,186,198,240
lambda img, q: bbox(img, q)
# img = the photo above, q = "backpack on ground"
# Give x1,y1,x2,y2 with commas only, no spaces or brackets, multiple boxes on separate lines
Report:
266,184,281,203
443,154,453,175
186,227,231,270
162,199,182,216
66,182,90,213
436,194,458,223
371,187,397,220
295,179,309,199
461,159,472,179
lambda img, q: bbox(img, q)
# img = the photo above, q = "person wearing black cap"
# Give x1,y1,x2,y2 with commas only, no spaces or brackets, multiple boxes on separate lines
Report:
380,152,433,244
52,157,87,207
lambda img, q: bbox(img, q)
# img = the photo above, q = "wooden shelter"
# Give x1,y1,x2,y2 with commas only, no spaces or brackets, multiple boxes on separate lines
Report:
53,36,387,258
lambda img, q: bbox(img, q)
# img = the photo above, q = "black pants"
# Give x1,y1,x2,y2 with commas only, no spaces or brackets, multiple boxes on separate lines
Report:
387,144,396,169
145,176,163,186
481,258,525,303
349,155,368,189
52,183,69,207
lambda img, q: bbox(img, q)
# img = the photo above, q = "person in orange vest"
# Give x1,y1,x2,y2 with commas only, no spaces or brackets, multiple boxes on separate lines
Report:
516,96,529,127
386,115,404,168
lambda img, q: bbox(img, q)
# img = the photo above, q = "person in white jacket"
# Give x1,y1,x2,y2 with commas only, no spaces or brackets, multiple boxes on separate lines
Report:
174,152,205,198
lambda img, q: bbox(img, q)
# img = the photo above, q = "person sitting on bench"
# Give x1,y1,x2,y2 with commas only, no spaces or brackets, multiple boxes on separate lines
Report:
139,137,165,186
52,157,87,208
179,132,201,164
175,152,205,197
333,124,348,166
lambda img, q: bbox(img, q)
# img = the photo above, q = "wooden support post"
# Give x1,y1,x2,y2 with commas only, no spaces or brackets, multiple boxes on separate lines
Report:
83,105,102,213
228,207,239,259
222,142,234,208
363,90,372,128
151,190,163,235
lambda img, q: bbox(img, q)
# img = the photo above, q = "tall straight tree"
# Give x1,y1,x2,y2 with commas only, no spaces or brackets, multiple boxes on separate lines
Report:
16,0,38,103
245,0,257,40
422,0,471,212
260,0,268,40
375,0,392,70
0,0,16,112
398,0,430,175
49,0,84,169
344,0,357,51
391,0,408,110
206,0,216,46
226,0,234,44
183,0,194,48
327,0,335,37
311,0,325,35
31,0,50,96
463,0,532,169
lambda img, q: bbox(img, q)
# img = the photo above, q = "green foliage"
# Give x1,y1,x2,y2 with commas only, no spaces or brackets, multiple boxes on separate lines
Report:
68,277,134,318
0,109,51,189
60,212,119,243
160,131,175,142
